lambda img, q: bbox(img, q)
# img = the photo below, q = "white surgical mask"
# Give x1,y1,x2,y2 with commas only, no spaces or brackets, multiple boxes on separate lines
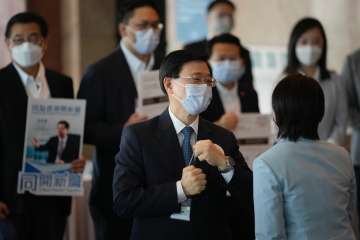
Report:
212,16,233,35
11,42,43,67
173,81,212,115
210,60,245,84
133,28,161,55
295,45,322,66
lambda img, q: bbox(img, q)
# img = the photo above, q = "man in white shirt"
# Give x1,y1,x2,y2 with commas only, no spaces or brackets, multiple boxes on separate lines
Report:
77,1,163,239
113,50,254,240
0,12,85,240
201,33,259,130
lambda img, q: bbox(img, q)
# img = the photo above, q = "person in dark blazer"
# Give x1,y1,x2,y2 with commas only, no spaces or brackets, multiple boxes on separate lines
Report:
113,50,254,240
32,120,80,164
184,0,254,90
77,1,163,239
0,12,85,240
201,33,259,131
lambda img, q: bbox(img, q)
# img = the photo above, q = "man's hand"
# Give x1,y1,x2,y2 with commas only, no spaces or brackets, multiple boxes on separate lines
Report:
0,202,9,220
125,113,148,127
180,166,207,196
193,140,227,170
32,138,40,148
216,112,238,130
71,155,86,173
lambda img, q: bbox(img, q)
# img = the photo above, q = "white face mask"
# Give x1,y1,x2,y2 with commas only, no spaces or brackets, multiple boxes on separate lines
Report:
11,42,43,67
295,45,322,66
212,15,233,35
133,28,161,55
210,60,245,84
173,81,212,115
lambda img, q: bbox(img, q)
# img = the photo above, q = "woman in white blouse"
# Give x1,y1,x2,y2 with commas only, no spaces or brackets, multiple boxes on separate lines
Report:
282,17,347,145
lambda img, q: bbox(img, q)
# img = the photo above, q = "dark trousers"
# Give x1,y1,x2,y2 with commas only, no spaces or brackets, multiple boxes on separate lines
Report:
9,213,66,240
355,166,360,231
90,205,132,240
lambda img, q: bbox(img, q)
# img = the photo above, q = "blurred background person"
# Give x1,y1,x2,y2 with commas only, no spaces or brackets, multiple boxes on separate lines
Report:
341,48,360,227
184,0,254,93
254,74,358,239
201,33,259,131
283,17,347,146
77,1,162,239
0,12,85,240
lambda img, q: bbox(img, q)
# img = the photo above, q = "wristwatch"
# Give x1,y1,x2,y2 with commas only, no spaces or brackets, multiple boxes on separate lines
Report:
218,156,235,173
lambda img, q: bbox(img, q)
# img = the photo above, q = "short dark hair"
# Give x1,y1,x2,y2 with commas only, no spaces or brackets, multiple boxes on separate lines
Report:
207,33,242,58
159,50,211,94
58,120,70,129
272,74,324,141
5,12,48,38
284,17,330,80
117,0,160,24
207,0,235,13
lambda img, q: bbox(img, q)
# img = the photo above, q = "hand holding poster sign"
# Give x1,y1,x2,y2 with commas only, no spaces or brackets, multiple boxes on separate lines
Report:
136,70,169,119
233,113,273,169
18,98,86,196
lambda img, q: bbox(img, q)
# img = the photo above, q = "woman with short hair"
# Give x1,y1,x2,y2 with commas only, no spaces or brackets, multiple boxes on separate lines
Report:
253,74,358,239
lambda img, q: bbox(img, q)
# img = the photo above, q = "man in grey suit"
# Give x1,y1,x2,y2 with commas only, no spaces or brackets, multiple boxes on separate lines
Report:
341,48,360,223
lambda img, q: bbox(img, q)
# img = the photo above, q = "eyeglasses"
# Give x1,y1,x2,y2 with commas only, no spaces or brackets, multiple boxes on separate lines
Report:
10,33,43,46
131,21,163,31
174,76,216,87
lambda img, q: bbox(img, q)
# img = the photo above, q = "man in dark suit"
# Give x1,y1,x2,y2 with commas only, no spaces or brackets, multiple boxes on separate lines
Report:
0,12,85,240
201,33,259,131
184,0,254,90
32,120,80,164
113,50,254,240
77,1,163,239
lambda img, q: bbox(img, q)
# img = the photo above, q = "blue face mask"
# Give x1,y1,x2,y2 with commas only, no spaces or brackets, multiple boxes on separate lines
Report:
173,82,212,115
210,60,245,84
134,28,161,55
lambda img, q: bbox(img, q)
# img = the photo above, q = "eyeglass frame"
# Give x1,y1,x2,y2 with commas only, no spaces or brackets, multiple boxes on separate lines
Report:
172,76,216,87
9,32,44,47
128,20,163,31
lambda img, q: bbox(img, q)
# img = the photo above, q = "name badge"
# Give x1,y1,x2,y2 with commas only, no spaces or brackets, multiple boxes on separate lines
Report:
170,206,190,221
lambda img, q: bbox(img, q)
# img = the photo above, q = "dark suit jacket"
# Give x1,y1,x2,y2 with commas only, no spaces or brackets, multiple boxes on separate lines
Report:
77,47,161,216
201,82,260,122
36,134,80,163
113,110,254,240
184,38,255,88
0,64,74,216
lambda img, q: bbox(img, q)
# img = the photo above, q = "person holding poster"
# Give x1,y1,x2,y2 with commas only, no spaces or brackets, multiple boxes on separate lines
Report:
0,12,85,240
77,1,163,239
201,33,259,130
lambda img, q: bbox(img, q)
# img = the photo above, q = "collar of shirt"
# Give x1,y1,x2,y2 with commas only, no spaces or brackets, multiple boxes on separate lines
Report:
120,40,155,78
58,135,68,145
298,67,320,81
216,81,241,114
13,62,46,88
168,106,199,136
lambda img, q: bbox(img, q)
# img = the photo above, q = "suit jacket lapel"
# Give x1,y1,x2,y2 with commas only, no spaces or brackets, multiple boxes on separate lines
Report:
117,47,138,99
5,64,28,108
156,110,185,180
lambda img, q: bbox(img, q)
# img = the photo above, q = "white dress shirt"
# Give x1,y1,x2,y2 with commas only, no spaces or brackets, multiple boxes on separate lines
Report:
13,62,50,99
56,135,68,160
168,107,234,203
120,40,155,84
216,81,241,115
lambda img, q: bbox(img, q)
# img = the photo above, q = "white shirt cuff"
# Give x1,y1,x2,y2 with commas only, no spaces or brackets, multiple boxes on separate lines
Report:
221,169,234,184
176,180,187,203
